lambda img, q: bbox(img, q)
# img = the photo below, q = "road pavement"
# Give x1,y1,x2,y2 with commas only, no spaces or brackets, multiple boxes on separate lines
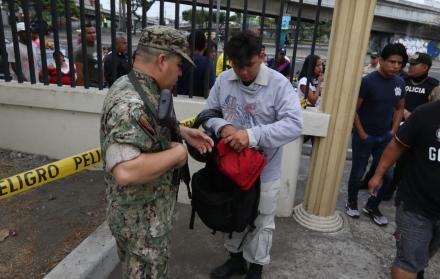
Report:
107,154,440,279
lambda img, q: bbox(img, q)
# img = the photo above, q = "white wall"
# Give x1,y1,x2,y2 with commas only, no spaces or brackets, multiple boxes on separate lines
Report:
0,81,329,216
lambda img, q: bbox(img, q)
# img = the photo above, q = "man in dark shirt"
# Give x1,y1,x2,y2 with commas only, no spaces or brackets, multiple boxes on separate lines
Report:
268,48,290,78
177,30,215,97
74,24,99,87
368,101,440,279
380,53,439,200
104,32,129,87
345,43,406,226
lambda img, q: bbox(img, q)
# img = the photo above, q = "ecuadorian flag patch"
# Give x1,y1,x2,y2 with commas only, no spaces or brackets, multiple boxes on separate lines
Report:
137,114,156,135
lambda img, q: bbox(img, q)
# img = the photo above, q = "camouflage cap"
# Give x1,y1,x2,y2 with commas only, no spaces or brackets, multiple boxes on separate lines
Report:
138,25,195,67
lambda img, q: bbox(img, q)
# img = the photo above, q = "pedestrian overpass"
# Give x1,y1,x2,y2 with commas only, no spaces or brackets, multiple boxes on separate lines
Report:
188,0,440,40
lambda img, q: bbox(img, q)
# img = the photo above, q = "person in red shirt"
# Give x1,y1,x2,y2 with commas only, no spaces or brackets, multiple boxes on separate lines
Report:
46,51,76,85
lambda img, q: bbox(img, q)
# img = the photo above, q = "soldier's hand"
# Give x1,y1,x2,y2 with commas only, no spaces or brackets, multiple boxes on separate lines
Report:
169,142,188,168
220,125,238,139
180,127,214,154
224,129,249,152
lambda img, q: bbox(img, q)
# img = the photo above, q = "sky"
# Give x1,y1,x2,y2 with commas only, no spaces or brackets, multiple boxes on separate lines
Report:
100,1,191,21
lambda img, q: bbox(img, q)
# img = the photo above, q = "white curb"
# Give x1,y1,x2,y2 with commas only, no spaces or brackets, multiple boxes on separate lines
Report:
44,222,119,279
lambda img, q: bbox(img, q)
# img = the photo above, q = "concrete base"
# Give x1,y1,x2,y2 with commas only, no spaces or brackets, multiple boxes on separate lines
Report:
293,203,343,233
43,223,119,279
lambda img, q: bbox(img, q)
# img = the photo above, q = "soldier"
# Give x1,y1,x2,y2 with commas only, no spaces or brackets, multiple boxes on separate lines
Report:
100,26,214,279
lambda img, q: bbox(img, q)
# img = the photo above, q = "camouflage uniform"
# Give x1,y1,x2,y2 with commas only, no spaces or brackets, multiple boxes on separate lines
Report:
100,26,193,279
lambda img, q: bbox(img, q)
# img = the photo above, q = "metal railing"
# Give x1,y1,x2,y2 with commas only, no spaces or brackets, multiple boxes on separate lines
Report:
0,0,323,98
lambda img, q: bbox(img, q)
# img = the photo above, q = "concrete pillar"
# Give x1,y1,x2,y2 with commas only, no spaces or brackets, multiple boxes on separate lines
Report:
293,0,377,232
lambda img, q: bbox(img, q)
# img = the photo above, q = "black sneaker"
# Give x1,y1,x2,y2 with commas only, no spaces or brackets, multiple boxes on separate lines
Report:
210,253,248,279
363,206,388,226
345,201,360,218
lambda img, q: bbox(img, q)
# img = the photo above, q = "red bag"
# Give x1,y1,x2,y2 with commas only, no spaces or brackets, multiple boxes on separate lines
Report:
216,138,267,191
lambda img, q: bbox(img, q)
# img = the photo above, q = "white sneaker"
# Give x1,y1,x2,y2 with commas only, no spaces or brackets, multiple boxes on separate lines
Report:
345,202,360,218
363,206,388,226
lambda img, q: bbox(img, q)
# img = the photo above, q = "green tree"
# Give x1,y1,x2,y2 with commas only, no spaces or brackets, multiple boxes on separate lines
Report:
130,0,156,32
34,0,80,19
2,1,79,27
318,19,332,39
318,19,332,42
263,17,276,28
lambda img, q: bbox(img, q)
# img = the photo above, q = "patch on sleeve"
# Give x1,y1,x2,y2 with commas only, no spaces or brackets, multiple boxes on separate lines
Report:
137,113,156,136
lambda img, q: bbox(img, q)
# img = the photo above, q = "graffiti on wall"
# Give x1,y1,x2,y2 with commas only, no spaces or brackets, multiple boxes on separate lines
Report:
392,36,440,59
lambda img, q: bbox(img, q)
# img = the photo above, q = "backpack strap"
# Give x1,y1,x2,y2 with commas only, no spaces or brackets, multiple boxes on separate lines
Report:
238,230,250,249
249,178,261,232
189,205,196,230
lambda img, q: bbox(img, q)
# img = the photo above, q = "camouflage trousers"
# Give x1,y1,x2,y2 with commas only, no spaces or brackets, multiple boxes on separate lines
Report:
107,195,177,279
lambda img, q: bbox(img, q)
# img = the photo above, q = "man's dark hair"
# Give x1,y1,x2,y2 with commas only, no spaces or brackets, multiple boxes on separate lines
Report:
224,31,262,68
85,23,95,29
394,42,408,68
188,30,206,52
52,50,64,60
30,20,49,35
380,43,407,66
299,54,320,80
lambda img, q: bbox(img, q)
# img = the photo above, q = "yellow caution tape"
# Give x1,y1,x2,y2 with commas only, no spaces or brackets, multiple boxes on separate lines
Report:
0,116,197,200
180,116,196,128
0,148,102,200
300,97,308,109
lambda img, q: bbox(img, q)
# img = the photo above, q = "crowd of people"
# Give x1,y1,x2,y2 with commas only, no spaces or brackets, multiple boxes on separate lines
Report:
3,19,439,279
348,43,440,279
4,21,129,87
98,23,440,279
101,26,303,279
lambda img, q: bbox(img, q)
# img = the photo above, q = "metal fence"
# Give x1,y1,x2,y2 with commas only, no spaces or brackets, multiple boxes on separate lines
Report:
0,0,323,98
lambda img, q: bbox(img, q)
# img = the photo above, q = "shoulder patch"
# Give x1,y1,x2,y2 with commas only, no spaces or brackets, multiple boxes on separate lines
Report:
137,113,156,136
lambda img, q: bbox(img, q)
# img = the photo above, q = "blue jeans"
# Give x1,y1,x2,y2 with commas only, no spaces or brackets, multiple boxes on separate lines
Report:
347,131,393,208
394,203,440,273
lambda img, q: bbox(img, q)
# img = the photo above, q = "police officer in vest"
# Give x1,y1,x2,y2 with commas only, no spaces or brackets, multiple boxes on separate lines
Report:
382,52,439,201
404,52,439,120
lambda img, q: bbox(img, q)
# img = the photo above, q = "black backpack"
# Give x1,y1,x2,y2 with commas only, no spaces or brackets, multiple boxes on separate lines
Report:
188,110,260,235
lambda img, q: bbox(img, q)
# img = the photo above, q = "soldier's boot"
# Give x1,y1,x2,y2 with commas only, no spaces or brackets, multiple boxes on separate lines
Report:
417,270,424,279
245,263,263,279
209,252,248,279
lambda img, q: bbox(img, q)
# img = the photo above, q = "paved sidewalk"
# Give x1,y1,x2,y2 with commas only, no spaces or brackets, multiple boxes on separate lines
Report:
107,156,440,279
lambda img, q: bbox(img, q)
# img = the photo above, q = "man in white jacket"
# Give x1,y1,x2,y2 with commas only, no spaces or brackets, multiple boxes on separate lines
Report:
205,31,303,279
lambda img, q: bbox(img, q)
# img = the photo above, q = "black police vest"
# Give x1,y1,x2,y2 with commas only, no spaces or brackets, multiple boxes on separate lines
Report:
405,76,439,112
